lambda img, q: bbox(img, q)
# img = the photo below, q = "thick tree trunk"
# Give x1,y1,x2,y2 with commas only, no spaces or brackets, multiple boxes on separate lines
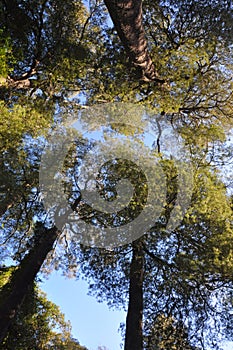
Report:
124,239,144,350
0,224,60,342
124,162,179,349
104,0,161,82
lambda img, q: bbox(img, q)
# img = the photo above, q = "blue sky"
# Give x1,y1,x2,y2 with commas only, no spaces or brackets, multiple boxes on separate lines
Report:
40,271,126,350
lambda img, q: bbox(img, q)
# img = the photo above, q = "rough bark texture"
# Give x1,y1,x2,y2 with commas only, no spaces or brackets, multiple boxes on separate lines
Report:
104,0,161,82
124,239,144,350
0,224,60,342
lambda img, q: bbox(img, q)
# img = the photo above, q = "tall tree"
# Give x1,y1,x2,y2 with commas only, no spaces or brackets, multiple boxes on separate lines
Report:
0,225,60,342
103,0,162,82
77,156,233,349
80,3,233,348
0,267,87,350
0,0,94,339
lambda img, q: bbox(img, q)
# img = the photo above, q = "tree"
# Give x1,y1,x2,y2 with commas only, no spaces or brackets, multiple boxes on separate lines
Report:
0,267,87,350
74,3,233,344
103,0,162,82
77,157,233,349
93,0,233,121
0,225,60,342
0,0,97,338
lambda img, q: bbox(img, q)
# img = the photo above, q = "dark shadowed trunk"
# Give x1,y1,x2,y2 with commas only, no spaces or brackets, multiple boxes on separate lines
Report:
0,224,60,342
124,162,179,349
125,239,144,350
104,0,161,82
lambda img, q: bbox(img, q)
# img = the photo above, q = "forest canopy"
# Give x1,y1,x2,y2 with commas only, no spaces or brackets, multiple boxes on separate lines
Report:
0,0,233,349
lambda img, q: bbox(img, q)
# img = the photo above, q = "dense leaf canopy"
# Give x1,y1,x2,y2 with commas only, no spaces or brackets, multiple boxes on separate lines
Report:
0,0,232,349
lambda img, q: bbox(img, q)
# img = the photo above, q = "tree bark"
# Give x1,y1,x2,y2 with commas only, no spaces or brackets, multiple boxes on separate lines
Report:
0,224,60,342
104,0,161,82
124,239,144,350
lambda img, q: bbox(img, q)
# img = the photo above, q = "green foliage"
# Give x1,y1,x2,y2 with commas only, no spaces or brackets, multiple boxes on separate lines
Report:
0,101,51,151
0,30,13,81
0,267,87,350
86,0,233,129
0,1,232,349
145,314,199,350
0,0,103,103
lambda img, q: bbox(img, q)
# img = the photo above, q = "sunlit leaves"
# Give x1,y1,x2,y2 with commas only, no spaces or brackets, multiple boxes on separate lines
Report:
0,102,51,151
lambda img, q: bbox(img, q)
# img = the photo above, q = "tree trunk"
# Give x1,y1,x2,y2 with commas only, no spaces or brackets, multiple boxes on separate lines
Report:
104,0,161,82
0,224,60,342
124,239,144,350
